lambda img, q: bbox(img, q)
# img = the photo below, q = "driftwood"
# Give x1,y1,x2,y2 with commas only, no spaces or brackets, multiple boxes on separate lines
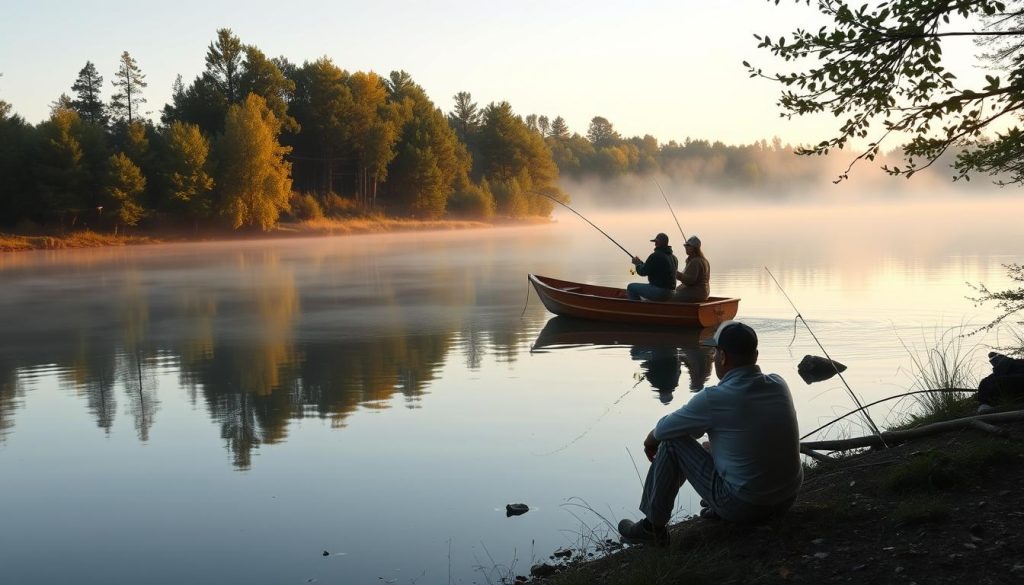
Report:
801,409,1024,451
800,446,834,463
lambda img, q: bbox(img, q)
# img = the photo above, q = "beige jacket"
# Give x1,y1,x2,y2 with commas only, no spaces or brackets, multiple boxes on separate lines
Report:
674,256,710,301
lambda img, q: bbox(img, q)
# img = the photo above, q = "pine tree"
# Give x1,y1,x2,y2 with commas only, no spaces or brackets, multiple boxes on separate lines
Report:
204,28,244,104
110,51,148,123
163,121,214,225
71,61,106,125
103,152,146,227
549,116,569,139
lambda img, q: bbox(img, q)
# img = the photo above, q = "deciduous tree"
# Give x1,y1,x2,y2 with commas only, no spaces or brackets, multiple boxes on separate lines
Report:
586,116,620,148
216,94,292,230
750,0,1024,184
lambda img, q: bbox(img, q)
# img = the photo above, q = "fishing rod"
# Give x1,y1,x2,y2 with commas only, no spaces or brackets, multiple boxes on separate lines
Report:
653,178,686,243
764,267,886,444
533,192,634,259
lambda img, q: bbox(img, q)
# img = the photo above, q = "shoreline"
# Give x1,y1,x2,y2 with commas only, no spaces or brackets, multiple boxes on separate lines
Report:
0,216,553,253
530,410,1024,584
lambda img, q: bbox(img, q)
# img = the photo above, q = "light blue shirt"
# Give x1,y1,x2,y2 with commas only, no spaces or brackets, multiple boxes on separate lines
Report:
653,365,803,505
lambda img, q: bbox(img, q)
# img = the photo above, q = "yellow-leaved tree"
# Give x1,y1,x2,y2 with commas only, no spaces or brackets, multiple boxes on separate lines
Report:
217,94,292,230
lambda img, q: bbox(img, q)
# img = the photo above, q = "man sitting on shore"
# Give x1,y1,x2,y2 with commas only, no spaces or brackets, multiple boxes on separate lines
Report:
618,321,803,544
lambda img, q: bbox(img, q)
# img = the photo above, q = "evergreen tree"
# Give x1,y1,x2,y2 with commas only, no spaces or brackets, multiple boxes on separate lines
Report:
549,116,569,139
216,94,292,230
103,152,146,227
163,121,214,225
239,46,298,132
288,57,352,195
448,91,480,144
204,28,244,104
385,72,469,218
71,61,106,126
33,106,90,223
0,107,32,226
476,101,563,217
110,51,147,123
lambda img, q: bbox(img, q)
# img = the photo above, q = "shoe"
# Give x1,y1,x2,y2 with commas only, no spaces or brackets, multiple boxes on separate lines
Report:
977,403,997,415
699,506,721,520
618,518,669,546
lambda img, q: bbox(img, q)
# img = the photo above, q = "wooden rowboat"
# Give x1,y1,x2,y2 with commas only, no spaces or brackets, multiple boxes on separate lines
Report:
528,274,739,327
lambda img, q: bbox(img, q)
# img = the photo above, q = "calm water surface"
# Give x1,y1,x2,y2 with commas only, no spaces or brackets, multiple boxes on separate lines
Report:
1,197,1020,584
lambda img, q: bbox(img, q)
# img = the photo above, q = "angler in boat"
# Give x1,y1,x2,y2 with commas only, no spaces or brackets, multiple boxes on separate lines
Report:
674,235,711,302
627,232,679,301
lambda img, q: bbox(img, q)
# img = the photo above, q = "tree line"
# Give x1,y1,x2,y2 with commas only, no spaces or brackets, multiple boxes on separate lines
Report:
0,29,568,232
1,25,967,235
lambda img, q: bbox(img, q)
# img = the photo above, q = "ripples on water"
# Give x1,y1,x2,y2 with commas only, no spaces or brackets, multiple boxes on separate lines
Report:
0,198,1021,584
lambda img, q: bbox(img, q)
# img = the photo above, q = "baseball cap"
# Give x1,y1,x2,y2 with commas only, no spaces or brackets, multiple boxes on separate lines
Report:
683,235,701,248
701,320,758,355
650,233,669,245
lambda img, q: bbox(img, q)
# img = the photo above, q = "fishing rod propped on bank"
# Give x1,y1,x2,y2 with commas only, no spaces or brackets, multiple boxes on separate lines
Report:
532,192,634,259
764,267,886,445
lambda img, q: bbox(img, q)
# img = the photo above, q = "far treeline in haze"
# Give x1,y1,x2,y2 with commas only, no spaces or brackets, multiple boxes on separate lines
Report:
3,29,850,234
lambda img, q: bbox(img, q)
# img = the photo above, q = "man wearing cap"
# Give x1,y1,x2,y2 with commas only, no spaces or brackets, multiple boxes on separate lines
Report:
618,321,803,545
673,235,711,302
627,233,679,301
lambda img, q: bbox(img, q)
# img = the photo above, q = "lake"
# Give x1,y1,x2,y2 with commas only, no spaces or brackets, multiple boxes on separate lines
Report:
1,196,1020,584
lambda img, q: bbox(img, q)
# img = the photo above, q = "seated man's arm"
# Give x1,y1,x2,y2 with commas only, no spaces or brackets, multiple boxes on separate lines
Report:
653,392,711,441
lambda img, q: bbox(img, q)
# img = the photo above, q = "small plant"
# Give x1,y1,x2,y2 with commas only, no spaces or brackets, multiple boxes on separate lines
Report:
894,326,980,428
891,497,951,527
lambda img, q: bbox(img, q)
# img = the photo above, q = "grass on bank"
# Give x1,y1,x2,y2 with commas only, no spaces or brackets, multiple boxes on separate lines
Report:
0,230,155,251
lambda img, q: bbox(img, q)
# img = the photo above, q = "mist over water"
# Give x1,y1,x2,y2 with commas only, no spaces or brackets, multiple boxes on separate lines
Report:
0,195,1020,584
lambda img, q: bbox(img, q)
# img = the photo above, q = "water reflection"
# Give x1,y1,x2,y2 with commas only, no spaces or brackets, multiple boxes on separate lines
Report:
533,316,714,402
0,245,499,468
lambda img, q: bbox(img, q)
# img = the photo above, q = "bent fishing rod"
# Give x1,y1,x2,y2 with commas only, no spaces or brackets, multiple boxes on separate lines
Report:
532,192,634,259
764,267,886,444
653,178,686,243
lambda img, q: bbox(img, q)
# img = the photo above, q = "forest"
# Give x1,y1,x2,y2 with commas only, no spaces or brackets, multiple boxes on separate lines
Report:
0,28,922,234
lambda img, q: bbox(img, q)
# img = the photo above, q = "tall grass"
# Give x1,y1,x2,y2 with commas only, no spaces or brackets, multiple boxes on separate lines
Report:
894,326,980,427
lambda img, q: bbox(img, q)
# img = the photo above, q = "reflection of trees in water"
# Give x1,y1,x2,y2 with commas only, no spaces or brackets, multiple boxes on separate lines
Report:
0,246,502,468
0,357,22,441
117,271,160,441
64,334,120,433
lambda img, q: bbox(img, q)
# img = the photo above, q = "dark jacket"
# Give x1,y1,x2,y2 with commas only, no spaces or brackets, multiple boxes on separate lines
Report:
636,245,678,290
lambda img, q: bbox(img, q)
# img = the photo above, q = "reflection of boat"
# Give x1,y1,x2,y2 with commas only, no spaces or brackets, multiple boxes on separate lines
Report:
528,274,739,327
532,315,713,349
533,316,715,398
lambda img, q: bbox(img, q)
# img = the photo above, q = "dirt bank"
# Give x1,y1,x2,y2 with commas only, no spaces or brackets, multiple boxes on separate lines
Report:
531,419,1024,585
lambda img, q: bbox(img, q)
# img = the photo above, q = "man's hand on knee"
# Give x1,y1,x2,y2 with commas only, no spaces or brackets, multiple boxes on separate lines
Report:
644,430,660,462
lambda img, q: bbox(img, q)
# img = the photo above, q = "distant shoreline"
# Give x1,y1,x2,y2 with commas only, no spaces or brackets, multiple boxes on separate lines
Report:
0,216,553,253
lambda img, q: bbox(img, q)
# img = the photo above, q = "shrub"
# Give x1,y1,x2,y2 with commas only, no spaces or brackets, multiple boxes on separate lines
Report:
288,192,323,221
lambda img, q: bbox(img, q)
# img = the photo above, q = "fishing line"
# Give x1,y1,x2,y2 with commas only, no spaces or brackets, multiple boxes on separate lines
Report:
765,266,886,444
520,276,531,319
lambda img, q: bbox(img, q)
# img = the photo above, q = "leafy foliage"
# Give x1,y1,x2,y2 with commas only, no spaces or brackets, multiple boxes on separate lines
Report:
103,152,146,226
216,94,292,231
748,0,1024,183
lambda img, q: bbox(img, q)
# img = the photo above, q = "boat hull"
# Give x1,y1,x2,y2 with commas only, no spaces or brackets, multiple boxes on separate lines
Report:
528,274,739,328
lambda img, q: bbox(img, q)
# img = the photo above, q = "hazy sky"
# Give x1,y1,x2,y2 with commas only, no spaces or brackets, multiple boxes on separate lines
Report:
0,0,987,146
